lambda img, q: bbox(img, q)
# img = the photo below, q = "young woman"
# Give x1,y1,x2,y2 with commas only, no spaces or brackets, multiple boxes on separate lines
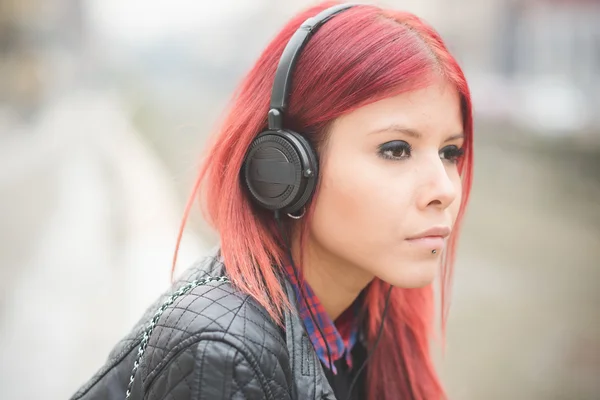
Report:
72,2,473,399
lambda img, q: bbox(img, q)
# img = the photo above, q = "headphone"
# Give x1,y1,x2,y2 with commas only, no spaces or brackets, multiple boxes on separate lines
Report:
241,5,396,399
242,4,356,216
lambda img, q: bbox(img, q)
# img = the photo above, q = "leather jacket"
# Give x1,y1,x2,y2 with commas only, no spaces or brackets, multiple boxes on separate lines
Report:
71,252,342,400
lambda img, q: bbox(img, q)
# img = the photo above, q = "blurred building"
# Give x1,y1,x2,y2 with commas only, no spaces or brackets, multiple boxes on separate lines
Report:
495,0,600,133
0,0,85,122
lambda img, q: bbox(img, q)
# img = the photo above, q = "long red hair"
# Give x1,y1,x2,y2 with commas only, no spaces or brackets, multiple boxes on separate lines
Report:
174,2,473,399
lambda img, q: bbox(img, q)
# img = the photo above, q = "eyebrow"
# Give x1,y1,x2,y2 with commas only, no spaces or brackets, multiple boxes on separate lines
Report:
369,124,464,142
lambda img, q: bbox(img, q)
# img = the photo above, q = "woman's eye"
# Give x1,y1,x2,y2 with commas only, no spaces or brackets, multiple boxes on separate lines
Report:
440,145,465,164
377,141,412,161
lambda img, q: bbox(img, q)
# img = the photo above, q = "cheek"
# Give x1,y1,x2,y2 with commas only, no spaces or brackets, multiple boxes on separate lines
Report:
309,155,410,252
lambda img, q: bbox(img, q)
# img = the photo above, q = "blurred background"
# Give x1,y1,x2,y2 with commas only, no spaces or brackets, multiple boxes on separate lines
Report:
1,0,599,399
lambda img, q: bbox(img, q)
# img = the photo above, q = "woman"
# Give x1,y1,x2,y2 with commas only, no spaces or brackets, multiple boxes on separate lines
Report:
72,2,473,399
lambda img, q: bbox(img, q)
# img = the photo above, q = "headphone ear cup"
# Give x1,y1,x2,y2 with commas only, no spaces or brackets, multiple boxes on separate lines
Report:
283,130,319,211
243,129,318,214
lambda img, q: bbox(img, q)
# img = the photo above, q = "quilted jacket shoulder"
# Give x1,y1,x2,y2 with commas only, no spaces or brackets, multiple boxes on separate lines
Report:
71,253,334,400
140,267,293,399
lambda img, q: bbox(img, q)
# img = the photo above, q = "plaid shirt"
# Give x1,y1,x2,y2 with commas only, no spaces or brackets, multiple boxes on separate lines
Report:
285,265,360,374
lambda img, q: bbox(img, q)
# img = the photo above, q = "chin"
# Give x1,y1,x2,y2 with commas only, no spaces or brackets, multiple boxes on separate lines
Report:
377,259,439,288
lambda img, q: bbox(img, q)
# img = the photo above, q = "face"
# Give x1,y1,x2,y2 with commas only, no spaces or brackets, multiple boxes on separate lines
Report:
306,78,464,289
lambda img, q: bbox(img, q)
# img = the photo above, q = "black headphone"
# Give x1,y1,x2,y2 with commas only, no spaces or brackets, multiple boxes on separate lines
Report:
242,4,356,216
241,6,396,399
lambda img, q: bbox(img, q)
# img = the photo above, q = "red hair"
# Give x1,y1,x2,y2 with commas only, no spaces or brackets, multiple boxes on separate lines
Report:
174,2,473,400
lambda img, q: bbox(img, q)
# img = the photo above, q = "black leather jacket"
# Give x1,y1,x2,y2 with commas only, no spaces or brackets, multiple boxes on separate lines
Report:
71,253,344,400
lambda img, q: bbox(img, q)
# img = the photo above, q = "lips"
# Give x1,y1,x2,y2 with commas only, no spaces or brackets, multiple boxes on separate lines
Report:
407,226,451,240
406,226,451,250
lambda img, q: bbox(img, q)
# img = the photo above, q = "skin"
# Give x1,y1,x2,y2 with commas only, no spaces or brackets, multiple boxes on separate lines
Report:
294,77,464,321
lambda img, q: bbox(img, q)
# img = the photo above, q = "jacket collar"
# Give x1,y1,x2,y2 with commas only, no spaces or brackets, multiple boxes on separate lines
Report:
283,264,359,374
210,247,338,398
282,277,337,399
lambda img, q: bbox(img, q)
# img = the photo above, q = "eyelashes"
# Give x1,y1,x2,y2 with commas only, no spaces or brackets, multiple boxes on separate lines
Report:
440,145,465,163
378,141,412,160
377,140,465,164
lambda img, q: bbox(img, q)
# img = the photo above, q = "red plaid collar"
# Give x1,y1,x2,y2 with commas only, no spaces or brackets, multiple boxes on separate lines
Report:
285,265,360,374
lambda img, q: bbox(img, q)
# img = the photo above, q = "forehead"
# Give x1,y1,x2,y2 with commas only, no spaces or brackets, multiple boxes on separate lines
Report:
332,79,463,138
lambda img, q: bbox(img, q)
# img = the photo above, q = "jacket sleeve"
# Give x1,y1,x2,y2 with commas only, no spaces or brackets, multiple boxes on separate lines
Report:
146,338,291,400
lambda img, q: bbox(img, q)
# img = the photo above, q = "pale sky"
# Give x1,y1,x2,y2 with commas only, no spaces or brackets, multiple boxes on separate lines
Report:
85,0,268,45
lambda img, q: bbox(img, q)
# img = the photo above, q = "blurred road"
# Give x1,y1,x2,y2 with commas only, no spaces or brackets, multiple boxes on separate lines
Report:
0,93,210,400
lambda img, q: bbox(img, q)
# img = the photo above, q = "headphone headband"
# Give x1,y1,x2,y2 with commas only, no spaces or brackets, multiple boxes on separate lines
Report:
244,4,356,214
268,4,356,130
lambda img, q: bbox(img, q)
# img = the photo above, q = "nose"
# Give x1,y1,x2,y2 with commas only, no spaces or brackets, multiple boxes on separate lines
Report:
416,156,459,211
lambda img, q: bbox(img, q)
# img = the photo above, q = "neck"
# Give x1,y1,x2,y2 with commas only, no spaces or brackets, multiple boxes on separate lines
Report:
292,235,373,321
